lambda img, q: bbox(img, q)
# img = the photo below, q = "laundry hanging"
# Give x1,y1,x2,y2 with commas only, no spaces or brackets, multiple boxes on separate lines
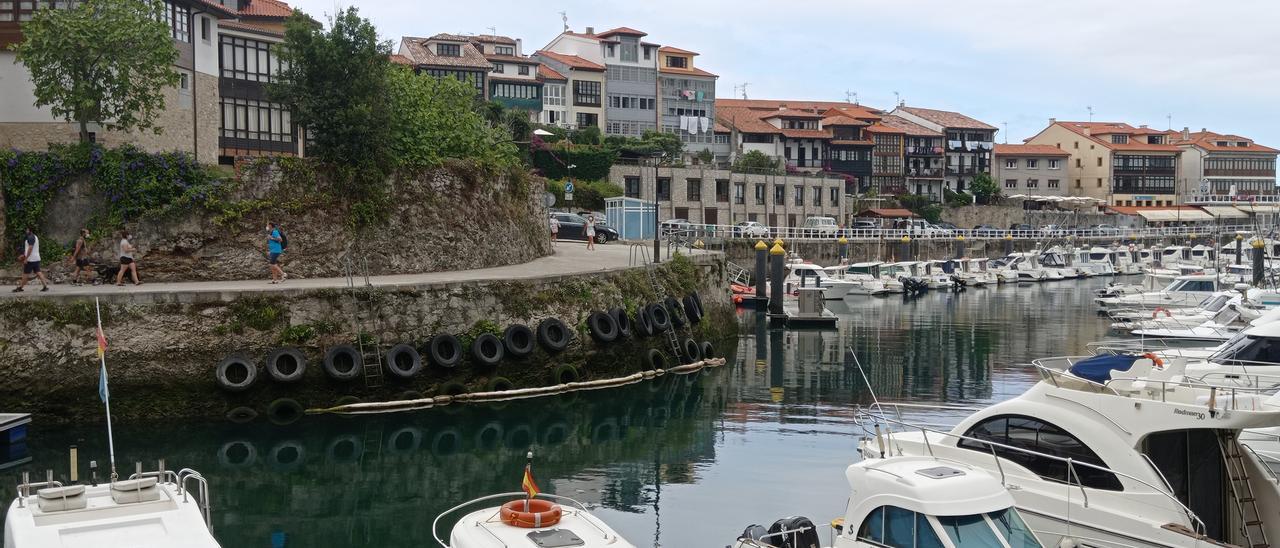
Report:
700,117,710,132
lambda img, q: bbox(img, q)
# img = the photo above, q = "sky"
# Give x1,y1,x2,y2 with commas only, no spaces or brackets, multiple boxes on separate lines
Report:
285,0,1280,147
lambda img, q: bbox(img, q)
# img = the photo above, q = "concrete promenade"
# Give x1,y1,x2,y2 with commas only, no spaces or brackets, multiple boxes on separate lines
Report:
3,241,706,303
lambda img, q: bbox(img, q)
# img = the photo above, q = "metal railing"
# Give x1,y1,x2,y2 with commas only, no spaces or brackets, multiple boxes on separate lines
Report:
643,222,1278,244
431,492,611,548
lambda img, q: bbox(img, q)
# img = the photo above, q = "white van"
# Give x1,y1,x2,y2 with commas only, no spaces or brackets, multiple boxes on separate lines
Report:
802,216,839,237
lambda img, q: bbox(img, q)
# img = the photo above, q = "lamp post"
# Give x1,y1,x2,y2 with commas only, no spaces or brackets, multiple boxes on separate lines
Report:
652,152,664,263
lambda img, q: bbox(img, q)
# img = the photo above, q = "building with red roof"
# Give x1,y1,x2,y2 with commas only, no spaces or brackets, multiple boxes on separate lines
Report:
889,105,998,197
993,144,1072,197
1169,128,1278,199
1025,119,1186,206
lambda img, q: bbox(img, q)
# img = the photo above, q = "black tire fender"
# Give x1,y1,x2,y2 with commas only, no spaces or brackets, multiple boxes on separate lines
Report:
486,376,514,393
383,343,423,379
265,347,307,383
217,441,257,467
587,311,619,343
634,306,655,337
425,334,462,368
700,340,715,360
666,297,687,328
682,294,703,324
323,345,361,381
471,333,504,366
609,308,631,339
537,318,571,353
648,303,671,331
551,364,579,385
682,338,702,364
642,348,667,371
502,324,536,358
216,355,258,392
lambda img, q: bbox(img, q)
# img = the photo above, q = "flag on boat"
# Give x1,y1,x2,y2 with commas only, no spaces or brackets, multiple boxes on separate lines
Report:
96,326,109,403
522,465,540,498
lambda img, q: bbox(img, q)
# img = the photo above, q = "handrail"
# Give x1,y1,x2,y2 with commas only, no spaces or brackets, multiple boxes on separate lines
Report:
649,222,1280,244
1241,443,1280,484
857,410,1208,535
1140,453,1178,497
431,492,599,548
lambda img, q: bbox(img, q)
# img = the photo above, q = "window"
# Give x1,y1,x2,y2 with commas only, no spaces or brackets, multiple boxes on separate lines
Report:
1110,134,1128,144
495,45,514,55
1025,159,1038,169
161,1,190,42
620,42,637,62
423,68,485,93
957,414,1122,490
755,184,766,205
1004,159,1017,169
656,177,671,200
220,97,294,144
1097,157,1103,167
666,55,687,69
493,63,505,74
733,182,745,204
220,35,287,83
544,84,565,107
1048,159,1060,170
1005,179,1017,189
686,178,702,200
1048,179,1060,189
643,46,651,60
1074,141,1079,149
774,185,785,205
1026,179,1038,189
575,112,598,128
1097,177,1103,187
857,506,946,548
573,80,601,106
1076,158,1082,168
812,186,822,206
830,187,840,206
518,65,529,76
179,73,189,90
793,185,804,206
200,15,210,41
743,133,773,144
716,179,729,202
1075,179,1082,188
437,43,461,57
491,83,539,100
624,176,640,198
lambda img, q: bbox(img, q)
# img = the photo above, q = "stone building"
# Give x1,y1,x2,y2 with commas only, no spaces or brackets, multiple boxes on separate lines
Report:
992,144,1071,197
889,106,997,194
609,164,846,227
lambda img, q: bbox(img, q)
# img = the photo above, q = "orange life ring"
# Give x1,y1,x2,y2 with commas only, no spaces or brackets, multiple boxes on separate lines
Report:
1152,307,1172,318
1143,352,1165,368
500,499,562,528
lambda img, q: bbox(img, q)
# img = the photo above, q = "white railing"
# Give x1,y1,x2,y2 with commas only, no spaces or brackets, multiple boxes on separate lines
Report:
645,222,1277,243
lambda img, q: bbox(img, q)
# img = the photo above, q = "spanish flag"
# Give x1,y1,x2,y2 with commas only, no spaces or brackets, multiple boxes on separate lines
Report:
96,326,108,360
522,465,540,498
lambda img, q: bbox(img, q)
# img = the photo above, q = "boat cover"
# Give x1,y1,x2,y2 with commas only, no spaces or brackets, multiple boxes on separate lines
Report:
1068,354,1140,383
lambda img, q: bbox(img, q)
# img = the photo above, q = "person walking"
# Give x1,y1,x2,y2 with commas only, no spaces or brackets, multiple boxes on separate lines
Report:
115,231,140,286
584,215,596,251
266,221,287,284
13,227,49,293
68,228,93,286
549,214,559,245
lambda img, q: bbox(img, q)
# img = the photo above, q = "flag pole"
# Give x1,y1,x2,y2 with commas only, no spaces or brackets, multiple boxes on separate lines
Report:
95,298,117,481
525,451,533,509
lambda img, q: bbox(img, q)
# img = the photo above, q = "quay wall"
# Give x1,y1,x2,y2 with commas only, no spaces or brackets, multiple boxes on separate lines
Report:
0,254,733,422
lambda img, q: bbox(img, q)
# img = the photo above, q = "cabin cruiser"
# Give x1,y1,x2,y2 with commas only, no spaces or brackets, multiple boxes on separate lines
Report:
436,492,635,548
1110,247,1142,275
782,260,860,300
860,356,1280,548
4,463,217,548
956,258,998,287
1109,290,1238,330
883,261,950,291
1095,274,1222,310
921,261,957,289
1037,249,1081,279
1081,247,1119,276
730,456,1045,548
998,253,1055,282
1130,302,1268,340
828,263,895,296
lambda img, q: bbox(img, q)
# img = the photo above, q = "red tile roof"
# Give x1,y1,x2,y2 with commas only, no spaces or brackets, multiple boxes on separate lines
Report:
400,36,492,69
389,54,413,65
779,128,831,139
718,99,883,118
878,114,941,136
822,114,868,127
190,0,239,18
714,122,731,133
715,106,782,135
218,20,283,37
533,50,605,71
469,34,517,45
537,64,567,81
1051,121,1183,152
762,108,825,119
864,122,901,135
238,0,293,18
658,65,717,77
658,46,698,56
830,139,874,146
993,144,1070,157
895,106,997,130
857,208,917,218
1176,131,1279,154
596,26,647,38
483,54,538,65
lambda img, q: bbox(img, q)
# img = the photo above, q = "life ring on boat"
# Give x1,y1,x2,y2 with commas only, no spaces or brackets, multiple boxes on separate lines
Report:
471,333,505,367
500,499,563,528
609,308,632,339
587,311,619,343
1143,352,1165,368
537,318,571,353
502,325,536,358
1152,307,1172,318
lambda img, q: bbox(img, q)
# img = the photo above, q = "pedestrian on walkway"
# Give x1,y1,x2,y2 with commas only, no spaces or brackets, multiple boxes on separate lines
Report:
549,214,559,244
115,231,141,286
584,216,596,251
67,228,93,286
267,221,287,284
13,227,49,293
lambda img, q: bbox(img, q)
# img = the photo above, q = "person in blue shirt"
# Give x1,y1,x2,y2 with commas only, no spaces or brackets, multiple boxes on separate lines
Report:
267,221,286,284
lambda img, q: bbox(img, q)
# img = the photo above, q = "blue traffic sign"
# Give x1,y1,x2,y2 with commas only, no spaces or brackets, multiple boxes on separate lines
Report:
564,181,575,194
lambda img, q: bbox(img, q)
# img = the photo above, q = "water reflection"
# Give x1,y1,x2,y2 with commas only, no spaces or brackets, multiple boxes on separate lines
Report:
2,279,1115,547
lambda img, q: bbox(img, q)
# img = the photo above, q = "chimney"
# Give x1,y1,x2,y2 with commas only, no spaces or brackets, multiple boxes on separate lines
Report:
585,26,594,35
1182,127,1190,140
1201,128,1207,133
1049,117,1056,124
1139,124,1147,129
516,38,523,55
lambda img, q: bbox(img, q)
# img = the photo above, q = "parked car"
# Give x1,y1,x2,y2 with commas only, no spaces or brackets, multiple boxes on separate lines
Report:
734,221,770,238
896,219,947,237
1039,224,1066,236
935,221,961,231
660,218,693,238
973,224,1004,237
551,212,619,243
1008,223,1035,233
929,223,955,236
802,216,839,237
576,211,607,224
850,220,879,230
1086,224,1122,236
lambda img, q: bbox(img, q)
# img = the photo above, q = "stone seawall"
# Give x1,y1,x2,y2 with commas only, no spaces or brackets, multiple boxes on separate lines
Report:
0,254,732,422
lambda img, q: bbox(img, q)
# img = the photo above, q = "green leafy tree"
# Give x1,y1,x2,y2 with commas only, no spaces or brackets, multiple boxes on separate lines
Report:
970,172,1000,204
694,148,714,165
386,67,517,168
569,126,602,145
732,150,781,174
12,0,180,143
272,7,395,210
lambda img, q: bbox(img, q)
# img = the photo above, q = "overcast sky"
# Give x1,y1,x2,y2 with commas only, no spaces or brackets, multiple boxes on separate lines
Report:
286,0,1280,147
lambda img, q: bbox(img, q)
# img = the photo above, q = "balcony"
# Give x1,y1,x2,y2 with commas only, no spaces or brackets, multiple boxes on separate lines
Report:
946,166,979,176
785,159,824,169
905,146,944,156
1205,169,1276,178
824,159,872,176
1113,185,1175,195
947,141,994,153
907,167,944,178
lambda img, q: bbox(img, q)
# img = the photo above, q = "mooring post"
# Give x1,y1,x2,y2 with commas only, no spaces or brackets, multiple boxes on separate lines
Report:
1003,234,1013,256
769,241,786,315
1236,234,1244,265
899,236,911,262
754,240,768,305
954,235,965,259
838,236,848,263
1253,238,1265,286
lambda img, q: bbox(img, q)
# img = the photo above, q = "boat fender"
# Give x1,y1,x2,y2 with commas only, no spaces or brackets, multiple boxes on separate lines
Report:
700,340,715,359
536,318,571,353
322,345,362,381
642,348,667,371
383,343,423,379
500,499,563,528
634,306,655,337
665,297,687,328
551,364,579,385
386,426,423,455
268,440,305,471
648,303,671,332
215,355,258,392
609,308,632,339
682,294,703,324
217,441,258,467
682,338,702,364
225,406,258,424
425,334,462,368
587,311,619,343
502,324,536,358
266,398,304,426
265,347,307,383
325,435,363,464
471,333,505,366
486,376,514,392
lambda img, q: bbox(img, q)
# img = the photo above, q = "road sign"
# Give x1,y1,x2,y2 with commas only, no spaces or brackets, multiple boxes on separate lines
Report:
564,181,575,194
542,192,556,208
565,191,574,203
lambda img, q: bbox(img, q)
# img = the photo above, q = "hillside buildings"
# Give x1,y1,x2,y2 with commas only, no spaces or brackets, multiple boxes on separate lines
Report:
889,106,997,195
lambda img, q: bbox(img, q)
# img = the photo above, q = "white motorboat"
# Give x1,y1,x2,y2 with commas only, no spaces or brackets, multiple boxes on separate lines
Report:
957,258,998,287
921,261,956,289
1110,247,1143,275
4,464,216,548
1042,247,1088,278
999,253,1052,282
861,356,1280,548
828,263,895,296
1109,290,1238,330
730,456,1046,548
782,260,859,300
1095,274,1222,310
436,492,635,548
1131,302,1267,340
1081,247,1118,276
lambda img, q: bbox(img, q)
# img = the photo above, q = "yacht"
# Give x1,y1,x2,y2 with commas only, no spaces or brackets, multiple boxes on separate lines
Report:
782,260,859,300
436,492,635,548
1000,253,1053,282
956,258,998,287
1109,291,1238,331
860,358,1280,548
1081,247,1118,276
883,262,930,291
730,456,1045,548
828,262,895,296
1130,302,1267,341
921,261,957,289
1095,274,1222,310
1110,247,1142,275
4,464,217,548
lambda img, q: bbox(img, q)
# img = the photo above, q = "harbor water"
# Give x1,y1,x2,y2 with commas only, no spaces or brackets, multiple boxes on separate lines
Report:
2,278,1116,547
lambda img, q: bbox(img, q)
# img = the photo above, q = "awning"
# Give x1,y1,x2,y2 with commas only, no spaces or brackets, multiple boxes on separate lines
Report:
1233,204,1280,214
1198,206,1249,219
1136,209,1213,222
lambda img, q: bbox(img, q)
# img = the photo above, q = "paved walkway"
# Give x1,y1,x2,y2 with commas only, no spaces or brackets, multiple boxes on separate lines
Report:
3,242,701,301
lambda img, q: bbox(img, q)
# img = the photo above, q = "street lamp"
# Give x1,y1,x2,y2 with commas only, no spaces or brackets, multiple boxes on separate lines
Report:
652,151,664,263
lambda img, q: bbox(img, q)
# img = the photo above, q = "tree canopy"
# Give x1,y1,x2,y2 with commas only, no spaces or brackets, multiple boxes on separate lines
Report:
388,69,518,168
970,172,1000,204
13,0,180,142
732,150,782,174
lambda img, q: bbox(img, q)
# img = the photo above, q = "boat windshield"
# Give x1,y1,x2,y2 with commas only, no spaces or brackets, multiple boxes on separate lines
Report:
986,508,1040,548
1209,335,1280,365
1203,295,1231,312
936,511,1031,548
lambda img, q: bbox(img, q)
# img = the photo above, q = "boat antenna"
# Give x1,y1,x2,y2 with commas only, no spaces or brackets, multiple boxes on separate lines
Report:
94,297,117,481
847,345,882,414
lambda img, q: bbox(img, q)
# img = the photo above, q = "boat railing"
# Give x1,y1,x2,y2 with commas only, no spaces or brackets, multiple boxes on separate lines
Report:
856,410,1208,536
1032,358,1280,410
14,471,62,509
177,468,212,529
430,492,608,548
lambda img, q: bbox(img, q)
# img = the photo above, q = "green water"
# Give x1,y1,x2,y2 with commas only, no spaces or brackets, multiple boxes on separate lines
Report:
2,279,1115,547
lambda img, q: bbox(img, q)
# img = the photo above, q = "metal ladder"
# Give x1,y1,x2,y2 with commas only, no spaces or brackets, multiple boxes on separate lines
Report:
344,254,384,389
644,265,683,362
1219,430,1270,548
725,261,753,287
